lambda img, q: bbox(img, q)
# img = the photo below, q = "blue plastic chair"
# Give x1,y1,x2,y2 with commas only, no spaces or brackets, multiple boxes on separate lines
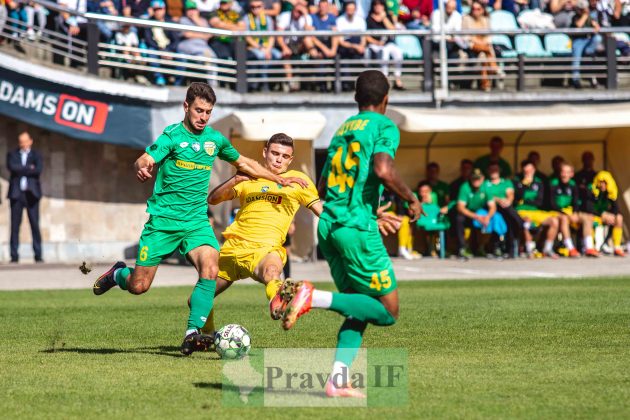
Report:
544,33,572,56
515,34,552,57
395,35,423,59
490,10,519,31
492,34,519,58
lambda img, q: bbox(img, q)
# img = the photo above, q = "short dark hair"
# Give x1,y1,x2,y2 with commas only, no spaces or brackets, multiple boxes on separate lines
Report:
461,159,474,167
355,70,389,108
417,180,431,190
185,82,216,105
266,133,294,150
520,159,534,169
427,161,440,170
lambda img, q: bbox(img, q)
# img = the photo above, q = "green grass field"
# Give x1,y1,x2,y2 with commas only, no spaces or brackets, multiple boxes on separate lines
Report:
1,278,629,419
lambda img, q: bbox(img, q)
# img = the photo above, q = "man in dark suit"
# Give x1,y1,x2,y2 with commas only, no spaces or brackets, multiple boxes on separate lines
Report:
7,131,43,263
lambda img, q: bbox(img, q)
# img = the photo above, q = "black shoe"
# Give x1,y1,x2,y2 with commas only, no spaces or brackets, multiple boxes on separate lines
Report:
35,258,44,263
181,331,215,356
93,261,126,295
571,79,582,89
10,258,18,263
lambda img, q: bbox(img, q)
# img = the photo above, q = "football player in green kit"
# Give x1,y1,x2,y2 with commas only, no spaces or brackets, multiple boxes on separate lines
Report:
92,83,307,355
279,71,422,398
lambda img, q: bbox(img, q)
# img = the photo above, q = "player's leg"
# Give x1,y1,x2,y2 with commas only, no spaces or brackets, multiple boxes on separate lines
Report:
253,250,295,320
540,215,559,258
602,212,625,256
579,213,598,256
558,213,579,257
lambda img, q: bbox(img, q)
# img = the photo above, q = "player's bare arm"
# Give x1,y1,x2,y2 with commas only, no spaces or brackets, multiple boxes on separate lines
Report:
208,172,253,205
373,152,422,222
134,153,156,182
230,155,308,188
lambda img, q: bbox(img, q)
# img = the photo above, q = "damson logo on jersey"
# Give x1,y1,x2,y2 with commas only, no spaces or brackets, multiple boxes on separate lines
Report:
175,160,211,171
245,193,283,205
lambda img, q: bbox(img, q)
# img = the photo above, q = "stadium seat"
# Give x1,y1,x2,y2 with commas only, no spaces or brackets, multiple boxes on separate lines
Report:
490,10,519,31
492,34,519,58
416,203,450,259
395,35,423,59
614,32,630,43
544,33,572,56
515,34,552,57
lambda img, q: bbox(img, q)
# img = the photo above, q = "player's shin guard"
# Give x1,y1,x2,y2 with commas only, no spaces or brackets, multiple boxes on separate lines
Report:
187,278,217,332
330,293,396,326
335,317,368,367
115,267,133,290
613,227,623,248
265,279,283,300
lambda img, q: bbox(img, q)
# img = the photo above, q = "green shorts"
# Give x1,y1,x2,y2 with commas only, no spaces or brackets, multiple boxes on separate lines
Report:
136,216,219,267
317,219,397,297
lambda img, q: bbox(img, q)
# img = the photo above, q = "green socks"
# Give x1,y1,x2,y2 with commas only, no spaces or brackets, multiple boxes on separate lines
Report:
330,293,396,326
114,267,133,290
187,278,217,332
335,318,368,366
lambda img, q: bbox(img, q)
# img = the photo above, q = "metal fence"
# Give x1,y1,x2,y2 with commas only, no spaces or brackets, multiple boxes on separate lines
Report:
3,0,630,96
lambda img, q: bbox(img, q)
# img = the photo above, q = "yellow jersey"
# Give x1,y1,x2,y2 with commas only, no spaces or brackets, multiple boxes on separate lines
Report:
223,170,320,247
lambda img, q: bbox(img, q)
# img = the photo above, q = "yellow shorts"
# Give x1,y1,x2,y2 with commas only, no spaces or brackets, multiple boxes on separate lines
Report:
517,209,557,227
218,236,287,282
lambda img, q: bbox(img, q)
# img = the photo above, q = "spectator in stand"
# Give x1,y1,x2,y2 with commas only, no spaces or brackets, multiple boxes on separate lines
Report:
431,0,465,59
366,0,405,90
550,162,597,257
475,136,512,178
209,0,244,59
114,23,147,82
196,0,219,19
277,0,318,91
22,1,48,40
6,0,25,44
0,1,6,39
178,0,218,84
336,0,367,90
514,159,560,258
550,154,564,181
527,150,547,183
485,161,523,257
263,0,282,16
308,0,342,15
311,0,338,56
400,0,433,28
456,168,497,259
421,162,450,206
165,0,184,20
570,0,602,89
584,171,626,256
449,158,474,199
56,0,88,65
550,0,576,27
122,0,151,18
243,0,282,91
144,0,183,86
462,0,504,91
612,0,630,25
575,150,596,200
87,0,121,42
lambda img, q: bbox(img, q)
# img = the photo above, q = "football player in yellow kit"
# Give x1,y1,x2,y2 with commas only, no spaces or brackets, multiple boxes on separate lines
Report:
201,133,323,333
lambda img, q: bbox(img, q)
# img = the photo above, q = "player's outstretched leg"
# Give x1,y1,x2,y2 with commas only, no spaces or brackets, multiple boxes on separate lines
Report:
282,282,397,330
269,279,295,320
181,245,219,356
92,261,130,295
254,251,294,320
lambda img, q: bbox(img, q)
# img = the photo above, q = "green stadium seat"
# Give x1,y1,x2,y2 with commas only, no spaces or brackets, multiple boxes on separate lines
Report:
544,33,572,56
395,35,423,59
492,34,519,58
490,10,519,31
515,34,552,57
416,203,450,259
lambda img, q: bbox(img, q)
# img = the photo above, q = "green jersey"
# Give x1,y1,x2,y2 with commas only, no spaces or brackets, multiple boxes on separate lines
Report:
427,180,449,206
513,175,544,211
457,181,492,212
320,111,400,231
474,155,512,178
484,178,513,200
145,122,240,221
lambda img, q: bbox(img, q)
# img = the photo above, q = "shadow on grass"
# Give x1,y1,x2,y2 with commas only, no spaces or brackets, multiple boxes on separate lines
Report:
40,345,193,358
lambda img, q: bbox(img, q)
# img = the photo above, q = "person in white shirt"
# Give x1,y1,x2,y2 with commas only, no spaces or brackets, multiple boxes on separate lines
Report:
430,0,465,58
336,0,366,59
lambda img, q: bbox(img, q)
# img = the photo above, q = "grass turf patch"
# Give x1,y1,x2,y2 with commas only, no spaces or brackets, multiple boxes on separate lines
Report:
0,278,628,419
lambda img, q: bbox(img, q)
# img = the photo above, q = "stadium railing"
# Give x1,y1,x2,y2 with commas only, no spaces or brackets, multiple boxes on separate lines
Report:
2,0,629,95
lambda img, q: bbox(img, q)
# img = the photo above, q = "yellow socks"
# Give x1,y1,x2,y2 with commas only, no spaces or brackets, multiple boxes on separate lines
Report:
200,308,216,335
265,279,282,300
613,227,623,248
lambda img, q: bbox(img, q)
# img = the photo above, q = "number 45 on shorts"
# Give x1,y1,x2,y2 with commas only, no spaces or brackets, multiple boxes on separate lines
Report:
370,270,392,292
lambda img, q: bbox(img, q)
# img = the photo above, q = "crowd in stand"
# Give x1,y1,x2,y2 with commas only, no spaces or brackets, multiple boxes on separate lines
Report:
386,137,626,260
1,0,629,90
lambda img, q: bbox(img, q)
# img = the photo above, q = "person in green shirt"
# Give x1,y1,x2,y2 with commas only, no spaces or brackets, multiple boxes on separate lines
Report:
474,136,512,178
485,161,523,257
279,71,421,398
513,159,559,258
92,83,307,355
420,161,450,207
456,168,496,258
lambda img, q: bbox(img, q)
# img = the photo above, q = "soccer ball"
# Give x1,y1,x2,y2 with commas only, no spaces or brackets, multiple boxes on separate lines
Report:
214,324,251,359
